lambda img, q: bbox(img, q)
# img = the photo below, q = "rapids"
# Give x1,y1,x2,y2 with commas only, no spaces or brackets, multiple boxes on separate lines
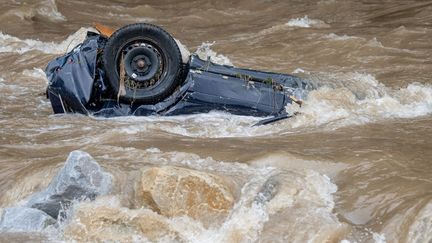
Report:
0,0,432,242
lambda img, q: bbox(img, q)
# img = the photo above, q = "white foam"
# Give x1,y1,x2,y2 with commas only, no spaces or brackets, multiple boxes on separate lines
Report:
293,68,307,74
169,169,274,243
0,75,28,93
323,33,418,54
34,125,73,134
22,68,47,80
36,0,66,22
99,111,266,138
324,33,359,41
407,202,432,243
188,154,344,242
145,147,161,153
286,73,432,129
175,38,191,64
7,0,66,22
106,12,154,23
372,232,386,243
111,149,343,242
0,27,93,54
367,37,385,48
286,15,329,28
364,37,417,54
195,42,233,66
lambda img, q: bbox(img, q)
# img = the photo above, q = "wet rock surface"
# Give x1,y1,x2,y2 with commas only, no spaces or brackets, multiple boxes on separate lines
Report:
65,197,185,242
0,207,56,232
259,171,349,243
135,166,235,227
0,151,112,232
26,150,113,219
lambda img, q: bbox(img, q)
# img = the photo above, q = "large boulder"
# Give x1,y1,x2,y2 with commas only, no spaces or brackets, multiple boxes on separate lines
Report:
0,207,56,232
135,166,235,226
26,150,113,219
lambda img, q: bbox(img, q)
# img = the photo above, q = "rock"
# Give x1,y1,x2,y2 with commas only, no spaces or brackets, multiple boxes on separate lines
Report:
64,197,184,242
0,207,56,232
26,150,113,219
255,178,279,204
135,166,235,226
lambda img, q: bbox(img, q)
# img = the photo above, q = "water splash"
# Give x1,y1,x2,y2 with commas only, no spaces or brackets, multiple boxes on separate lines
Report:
57,149,346,242
35,0,66,22
286,15,329,28
323,33,360,41
407,202,432,243
0,27,94,54
195,42,233,66
3,0,66,23
175,38,191,64
286,72,432,129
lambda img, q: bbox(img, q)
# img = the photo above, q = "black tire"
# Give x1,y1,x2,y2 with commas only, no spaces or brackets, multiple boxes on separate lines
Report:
103,23,183,104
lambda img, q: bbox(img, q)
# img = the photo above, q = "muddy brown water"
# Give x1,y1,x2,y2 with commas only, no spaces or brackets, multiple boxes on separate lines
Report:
0,0,432,242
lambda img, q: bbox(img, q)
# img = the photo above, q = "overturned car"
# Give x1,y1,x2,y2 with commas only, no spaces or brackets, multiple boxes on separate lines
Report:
45,23,308,125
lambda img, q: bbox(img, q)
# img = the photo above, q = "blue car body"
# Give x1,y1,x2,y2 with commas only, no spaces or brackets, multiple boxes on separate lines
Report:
45,32,307,125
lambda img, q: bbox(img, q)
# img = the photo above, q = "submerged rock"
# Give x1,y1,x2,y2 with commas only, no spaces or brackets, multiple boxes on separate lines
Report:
25,150,113,219
65,197,184,242
0,207,56,232
255,178,279,204
135,166,235,226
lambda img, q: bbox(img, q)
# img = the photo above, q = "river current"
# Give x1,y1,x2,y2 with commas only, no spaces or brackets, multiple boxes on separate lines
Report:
0,0,431,242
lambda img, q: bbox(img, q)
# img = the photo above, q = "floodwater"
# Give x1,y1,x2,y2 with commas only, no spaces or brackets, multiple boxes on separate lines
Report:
0,0,432,242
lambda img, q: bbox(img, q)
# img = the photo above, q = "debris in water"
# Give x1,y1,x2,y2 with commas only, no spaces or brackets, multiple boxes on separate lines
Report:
45,23,309,126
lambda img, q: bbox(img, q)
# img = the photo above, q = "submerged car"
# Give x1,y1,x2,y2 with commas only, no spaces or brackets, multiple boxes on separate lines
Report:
45,23,308,125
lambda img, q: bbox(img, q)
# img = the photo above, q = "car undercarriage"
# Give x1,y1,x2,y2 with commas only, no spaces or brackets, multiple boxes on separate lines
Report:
45,23,308,125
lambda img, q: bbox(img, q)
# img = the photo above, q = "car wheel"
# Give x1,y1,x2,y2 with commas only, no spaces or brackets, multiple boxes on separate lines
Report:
103,23,183,104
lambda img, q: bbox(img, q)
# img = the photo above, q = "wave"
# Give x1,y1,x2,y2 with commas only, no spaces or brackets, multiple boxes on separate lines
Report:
286,15,329,28
1,0,65,23
35,0,66,22
323,33,360,41
0,27,93,54
195,41,233,66
252,16,329,38
407,202,432,242
286,72,432,129
106,12,154,23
